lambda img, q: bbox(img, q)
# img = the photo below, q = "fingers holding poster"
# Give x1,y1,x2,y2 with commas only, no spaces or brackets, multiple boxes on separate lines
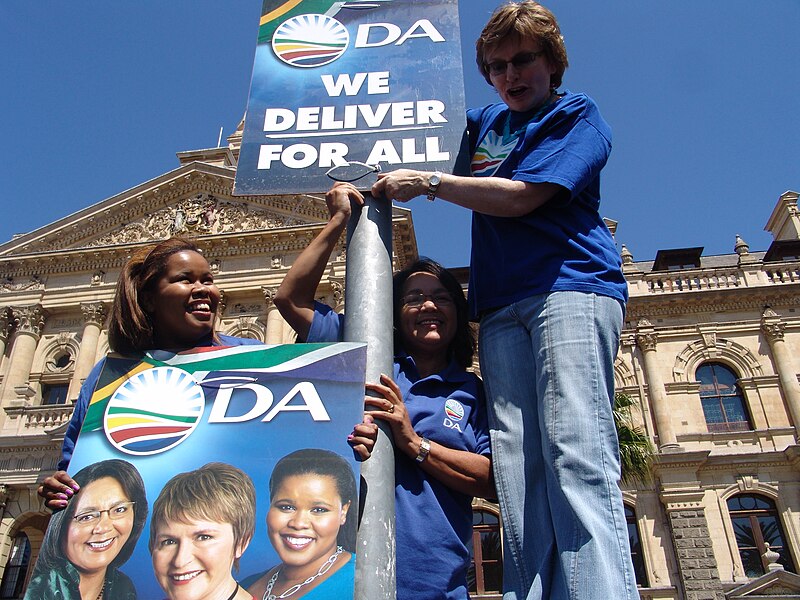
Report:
27,343,367,600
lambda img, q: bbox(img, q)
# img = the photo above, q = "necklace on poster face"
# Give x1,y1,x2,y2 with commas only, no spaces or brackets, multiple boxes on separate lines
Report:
262,546,343,600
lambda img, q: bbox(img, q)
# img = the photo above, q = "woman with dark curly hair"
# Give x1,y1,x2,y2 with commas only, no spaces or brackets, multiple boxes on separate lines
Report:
275,183,493,599
26,459,148,600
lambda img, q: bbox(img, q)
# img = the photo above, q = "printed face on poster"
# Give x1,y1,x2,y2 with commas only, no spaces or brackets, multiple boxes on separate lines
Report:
235,0,468,195
27,343,366,600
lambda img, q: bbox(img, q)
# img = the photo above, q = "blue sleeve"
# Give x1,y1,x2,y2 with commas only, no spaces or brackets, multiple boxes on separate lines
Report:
58,358,106,472
305,302,344,343
514,94,611,204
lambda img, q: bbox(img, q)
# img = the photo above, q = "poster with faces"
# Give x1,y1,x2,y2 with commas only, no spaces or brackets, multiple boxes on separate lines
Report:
29,343,366,600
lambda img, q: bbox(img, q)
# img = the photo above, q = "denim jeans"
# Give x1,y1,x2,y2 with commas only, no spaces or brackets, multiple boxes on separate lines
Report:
478,291,637,600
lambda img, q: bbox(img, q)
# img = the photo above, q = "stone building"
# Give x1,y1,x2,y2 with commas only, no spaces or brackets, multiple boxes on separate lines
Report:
0,125,797,598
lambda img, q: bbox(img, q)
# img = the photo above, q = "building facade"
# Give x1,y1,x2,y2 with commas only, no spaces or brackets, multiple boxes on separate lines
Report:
0,128,797,598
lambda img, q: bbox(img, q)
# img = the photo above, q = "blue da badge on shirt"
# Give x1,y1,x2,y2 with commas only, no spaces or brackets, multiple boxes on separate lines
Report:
444,398,465,431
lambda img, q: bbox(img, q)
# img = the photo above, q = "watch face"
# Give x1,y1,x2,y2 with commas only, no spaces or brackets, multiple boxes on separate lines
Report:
430,174,441,186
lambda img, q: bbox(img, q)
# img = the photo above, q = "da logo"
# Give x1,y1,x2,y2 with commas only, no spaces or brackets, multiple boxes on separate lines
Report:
444,399,465,422
272,14,350,68
104,366,205,456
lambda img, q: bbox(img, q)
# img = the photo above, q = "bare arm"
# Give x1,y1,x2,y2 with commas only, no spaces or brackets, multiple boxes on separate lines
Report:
274,183,364,340
371,168,563,218
366,375,495,499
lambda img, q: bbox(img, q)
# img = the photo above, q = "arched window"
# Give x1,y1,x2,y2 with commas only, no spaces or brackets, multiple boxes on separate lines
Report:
0,533,30,599
468,509,503,596
727,494,796,576
625,504,648,587
696,362,752,432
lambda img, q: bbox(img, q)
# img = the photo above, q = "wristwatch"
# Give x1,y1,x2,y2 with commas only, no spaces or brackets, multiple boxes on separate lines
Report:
426,171,442,202
415,437,431,463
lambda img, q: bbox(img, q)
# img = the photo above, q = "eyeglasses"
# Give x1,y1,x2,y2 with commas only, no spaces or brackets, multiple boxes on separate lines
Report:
73,501,135,525
401,292,454,308
486,51,545,76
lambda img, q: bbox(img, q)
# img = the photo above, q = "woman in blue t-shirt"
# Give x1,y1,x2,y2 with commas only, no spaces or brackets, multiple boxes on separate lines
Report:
274,183,493,599
370,2,636,599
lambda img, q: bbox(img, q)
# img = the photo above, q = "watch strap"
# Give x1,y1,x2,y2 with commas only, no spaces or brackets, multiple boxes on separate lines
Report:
415,437,431,463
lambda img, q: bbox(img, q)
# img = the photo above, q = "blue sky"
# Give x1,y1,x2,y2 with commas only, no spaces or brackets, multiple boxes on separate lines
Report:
2,1,798,267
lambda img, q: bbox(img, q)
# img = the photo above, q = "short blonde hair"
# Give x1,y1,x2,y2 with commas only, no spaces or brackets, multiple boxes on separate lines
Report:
476,1,568,89
149,463,256,569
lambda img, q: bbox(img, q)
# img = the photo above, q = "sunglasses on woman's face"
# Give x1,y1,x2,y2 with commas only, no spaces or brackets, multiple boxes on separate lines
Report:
486,50,545,76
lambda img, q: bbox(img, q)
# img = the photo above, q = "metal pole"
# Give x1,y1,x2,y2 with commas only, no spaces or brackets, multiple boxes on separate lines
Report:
344,191,396,600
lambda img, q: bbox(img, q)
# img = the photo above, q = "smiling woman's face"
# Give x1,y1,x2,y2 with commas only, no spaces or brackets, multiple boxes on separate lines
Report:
151,517,243,600
148,250,220,350
267,474,349,578
65,477,133,575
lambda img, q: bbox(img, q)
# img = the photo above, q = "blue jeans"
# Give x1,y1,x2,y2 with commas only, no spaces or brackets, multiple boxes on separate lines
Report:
478,291,637,600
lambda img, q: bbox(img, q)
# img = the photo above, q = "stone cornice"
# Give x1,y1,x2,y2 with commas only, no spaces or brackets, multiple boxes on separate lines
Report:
0,215,415,282
621,316,800,342
626,287,800,319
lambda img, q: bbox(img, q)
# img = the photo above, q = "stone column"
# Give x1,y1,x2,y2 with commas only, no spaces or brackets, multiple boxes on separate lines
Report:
0,311,10,370
635,319,680,450
1,306,45,407
761,308,800,434
261,287,284,345
661,492,725,600
68,302,107,400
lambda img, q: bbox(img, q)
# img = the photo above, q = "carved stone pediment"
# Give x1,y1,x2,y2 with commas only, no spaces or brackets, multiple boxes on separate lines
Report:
726,568,800,597
0,164,331,257
86,193,315,248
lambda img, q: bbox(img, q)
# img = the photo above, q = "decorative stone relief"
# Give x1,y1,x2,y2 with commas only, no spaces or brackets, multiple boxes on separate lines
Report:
761,308,786,342
11,305,45,337
672,337,763,382
330,278,345,309
43,333,79,372
262,286,277,308
81,302,107,326
231,303,263,316
87,195,301,247
0,275,45,292
736,475,759,492
0,312,9,342
90,270,105,286
613,356,636,389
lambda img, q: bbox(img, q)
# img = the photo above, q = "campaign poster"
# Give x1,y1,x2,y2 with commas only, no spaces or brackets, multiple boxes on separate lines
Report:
235,0,469,195
28,343,366,600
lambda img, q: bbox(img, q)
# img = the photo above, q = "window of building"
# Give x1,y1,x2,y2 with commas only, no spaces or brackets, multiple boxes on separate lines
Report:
41,383,69,405
727,494,796,577
696,362,752,432
625,504,648,587
0,533,30,599
468,509,503,596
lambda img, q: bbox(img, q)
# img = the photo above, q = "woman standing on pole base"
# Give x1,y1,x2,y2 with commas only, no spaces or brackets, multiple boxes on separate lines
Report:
371,2,636,599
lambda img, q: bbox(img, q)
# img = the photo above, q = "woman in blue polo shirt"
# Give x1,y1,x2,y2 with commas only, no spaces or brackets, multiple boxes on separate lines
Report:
370,2,636,599
274,182,493,600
